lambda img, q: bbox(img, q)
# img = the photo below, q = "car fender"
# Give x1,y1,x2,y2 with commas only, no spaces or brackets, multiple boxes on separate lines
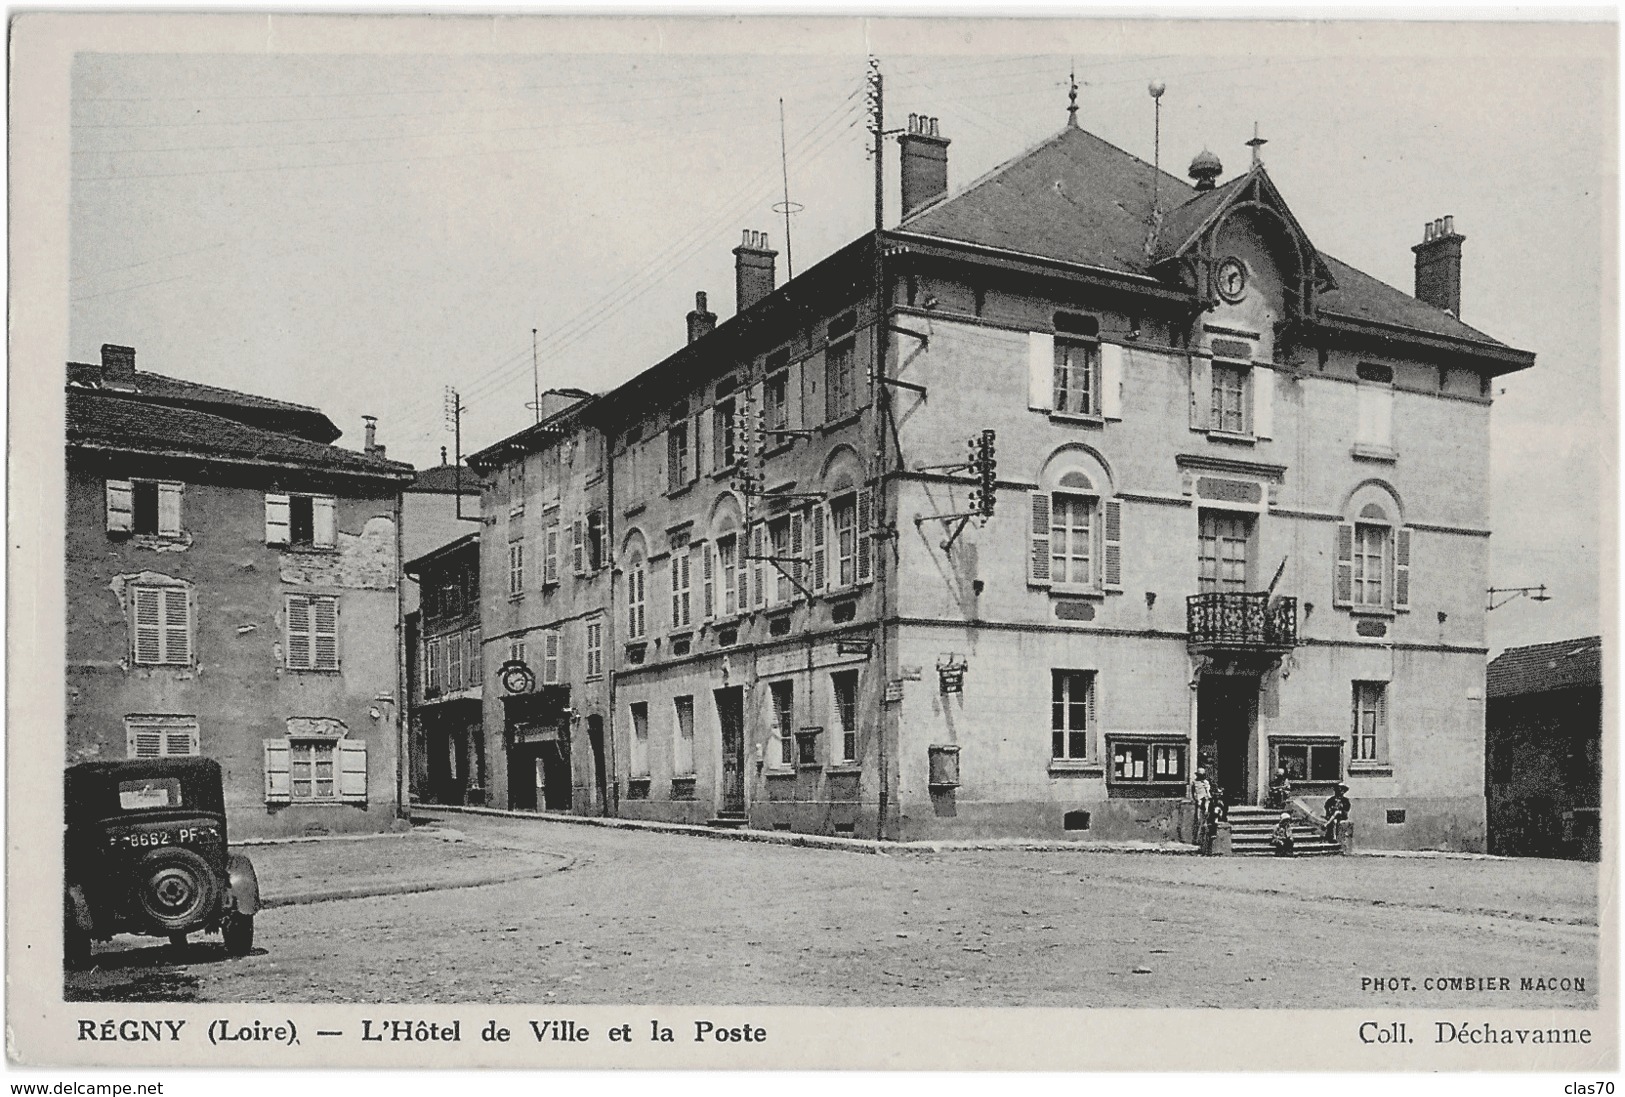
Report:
65,885,94,933
225,853,260,917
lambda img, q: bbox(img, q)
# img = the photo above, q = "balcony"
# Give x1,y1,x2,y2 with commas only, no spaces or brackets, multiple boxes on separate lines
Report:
1186,592,1298,653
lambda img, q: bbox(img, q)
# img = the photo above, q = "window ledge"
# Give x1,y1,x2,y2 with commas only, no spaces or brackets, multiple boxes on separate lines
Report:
1351,444,1398,463
764,768,798,779
624,502,646,518
826,764,862,775
797,762,824,772
281,545,339,555
710,463,742,481
1205,430,1256,446
766,441,795,459
1047,410,1104,428
1348,764,1394,777
1050,587,1106,601
1348,606,1397,619
1106,780,1188,789
819,410,865,435
665,482,695,499
1048,761,1104,777
285,667,342,675
508,593,526,603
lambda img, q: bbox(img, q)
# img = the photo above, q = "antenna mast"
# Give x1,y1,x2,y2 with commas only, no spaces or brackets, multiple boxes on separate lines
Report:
1146,80,1166,257
530,328,541,425
774,98,804,282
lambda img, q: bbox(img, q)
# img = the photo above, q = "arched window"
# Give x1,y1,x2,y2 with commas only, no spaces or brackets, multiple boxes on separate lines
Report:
1030,448,1121,595
626,551,647,640
1335,484,1410,612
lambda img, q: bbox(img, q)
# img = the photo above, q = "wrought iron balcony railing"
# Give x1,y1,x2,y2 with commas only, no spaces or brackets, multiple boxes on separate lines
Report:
1186,592,1298,651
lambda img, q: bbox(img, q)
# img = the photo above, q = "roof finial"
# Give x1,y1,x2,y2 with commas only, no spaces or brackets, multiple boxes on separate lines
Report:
1066,61,1079,128
1247,121,1267,167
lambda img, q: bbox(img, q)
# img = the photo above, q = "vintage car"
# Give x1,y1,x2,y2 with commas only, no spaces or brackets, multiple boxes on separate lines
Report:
64,757,259,966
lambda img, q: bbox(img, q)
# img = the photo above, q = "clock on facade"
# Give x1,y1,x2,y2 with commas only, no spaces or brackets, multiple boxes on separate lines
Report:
1215,256,1248,303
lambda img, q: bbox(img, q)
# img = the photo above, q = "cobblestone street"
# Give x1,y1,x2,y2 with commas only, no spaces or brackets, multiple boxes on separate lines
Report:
66,812,1599,1008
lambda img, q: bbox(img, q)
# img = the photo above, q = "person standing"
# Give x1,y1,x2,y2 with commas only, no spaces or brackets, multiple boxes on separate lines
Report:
1323,783,1352,841
1191,768,1213,853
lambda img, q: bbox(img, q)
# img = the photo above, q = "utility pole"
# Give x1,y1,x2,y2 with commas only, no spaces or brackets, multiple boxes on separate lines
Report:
867,56,892,841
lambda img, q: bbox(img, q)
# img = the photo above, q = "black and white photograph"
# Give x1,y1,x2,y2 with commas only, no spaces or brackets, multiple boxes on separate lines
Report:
9,11,1615,1074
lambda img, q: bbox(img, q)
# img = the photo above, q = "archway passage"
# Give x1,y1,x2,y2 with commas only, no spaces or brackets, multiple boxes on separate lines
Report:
587,715,608,814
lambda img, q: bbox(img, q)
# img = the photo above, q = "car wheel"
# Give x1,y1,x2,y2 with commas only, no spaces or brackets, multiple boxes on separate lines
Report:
133,848,220,932
168,933,188,950
221,912,254,956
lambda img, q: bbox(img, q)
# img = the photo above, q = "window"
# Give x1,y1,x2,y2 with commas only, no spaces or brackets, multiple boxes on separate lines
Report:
1109,740,1186,784
1210,363,1249,434
673,695,695,776
629,702,650,777
571,516,586,575
106,479,182,537
585,618,603,679
509,462,526,517
125,715,199,759
1275,740,1343,782
771,680,795,766
508,638,527,666
265,493,336,548
542,630,560,685
1352,682,1387,764
1335,504,1410,612
1050,493,1096,587
1051,671,1095,762
1356,363,1395,451
291,740,337,801
424,637,442,696
543,524,560,586
825,341,857,421
627,554,647,640
1353,522,1389,607
1053,339,1101,416
833,671,859,764
508,539,525,597
765,370,789,435
718,534,739,617
445,632,464,692
263,737,368,805
667,418,691,491
714,385,739,469
1198,510,1251,593
832,495,857,588
671,544,693,629
770,517,794,603
285,594,339,671
130,584,191,666
587,511,605,572
465,627,481,686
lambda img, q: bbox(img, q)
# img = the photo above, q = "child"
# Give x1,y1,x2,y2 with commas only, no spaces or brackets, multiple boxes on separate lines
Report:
1270,811,1295,857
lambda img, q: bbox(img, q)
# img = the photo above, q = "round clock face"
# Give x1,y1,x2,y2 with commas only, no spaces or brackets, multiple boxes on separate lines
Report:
1216,257,1248,303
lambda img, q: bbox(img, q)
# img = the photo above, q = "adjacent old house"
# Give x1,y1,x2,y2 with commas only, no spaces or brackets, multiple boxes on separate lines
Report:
405,533,485,805
65,344,415,838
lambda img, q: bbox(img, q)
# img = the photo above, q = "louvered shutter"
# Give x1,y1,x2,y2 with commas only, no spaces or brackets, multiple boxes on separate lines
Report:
338,739,368,803
811,505,827,592
286,596,313,669
789,512,805,596
1393,528,1412,611
686,416,701,483
264,740,292,803
130,727,161,758
312,597,338,669
167,724,199,757
543,630,560,684
855,487,874,584
1028,492,1053,587
670,555,682,626
1190,358,1212,430
157,482,183,535
265,493,291,544
132,587,163,664
1100,344,1124,420
1028,332,1055,411
636,568,646,636
312,496,337,548
751,524,766,609
106,480,134,532
1333,523,1355,607
572,517,585,575
1102,499,1123,591
1253,367,1274,439
702,542,715,620
162,587,191,665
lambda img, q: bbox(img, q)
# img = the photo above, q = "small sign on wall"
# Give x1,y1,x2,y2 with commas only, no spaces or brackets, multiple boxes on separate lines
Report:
937,654,968,694
884,680,905,704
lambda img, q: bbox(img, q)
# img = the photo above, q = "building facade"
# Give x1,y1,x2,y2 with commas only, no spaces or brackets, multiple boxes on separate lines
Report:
461,110,1533,851
65,344,415,838
405,533,485,805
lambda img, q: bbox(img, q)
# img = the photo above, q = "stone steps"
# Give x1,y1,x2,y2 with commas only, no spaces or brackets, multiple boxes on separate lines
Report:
1225,806,1342,857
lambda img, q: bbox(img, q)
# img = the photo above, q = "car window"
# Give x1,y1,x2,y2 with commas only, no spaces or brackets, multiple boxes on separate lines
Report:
117,778,182,811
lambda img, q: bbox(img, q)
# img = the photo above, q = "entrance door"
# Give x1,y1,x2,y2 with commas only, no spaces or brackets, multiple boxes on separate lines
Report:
1197,677,1257,803
508,744,539,810
539,740,573,811
586,716,608,814
715,686,746,814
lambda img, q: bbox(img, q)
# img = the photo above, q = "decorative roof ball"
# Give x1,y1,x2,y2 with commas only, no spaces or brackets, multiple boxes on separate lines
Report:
1189,148,1223,190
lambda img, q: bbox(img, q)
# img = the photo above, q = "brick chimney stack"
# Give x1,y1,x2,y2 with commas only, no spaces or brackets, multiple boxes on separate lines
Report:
1412,215,1465,317
101,344,136,379
362,415,384,457
733,230,777,315
686,290,717,344
899,114,950,218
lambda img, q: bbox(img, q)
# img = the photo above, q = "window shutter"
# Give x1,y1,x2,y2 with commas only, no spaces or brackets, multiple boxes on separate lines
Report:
1333,523,1355,607
1393,528,1412,611
544,525,559,584
543,630,560,684
811,505,827,592
1253,367,1273,439
855,486,874,584
1189,358,1212,430
106,480,135,533
751,524,766,609
338,739,368,803
572,517,585,575
265,493,291,544
789,512,805,595
1028,492,1053,587
132,587,163,664
313,597,338,669
635,569,646,636
264,740,292,803
1028,332,1055,411
129,725,161,758
312,495,337,548
1102,499,1123,591
686,416,701,483
1100,344,1124,420
162,587,191,665
157,482,183,535
786,360,802,432
702,542,715,620
286,596,312,669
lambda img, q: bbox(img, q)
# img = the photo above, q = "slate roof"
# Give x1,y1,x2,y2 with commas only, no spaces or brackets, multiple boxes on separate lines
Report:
409,463,482,495
67,389,412,479
899,123,1518,352
1486,636,1603,699
67,362,341,443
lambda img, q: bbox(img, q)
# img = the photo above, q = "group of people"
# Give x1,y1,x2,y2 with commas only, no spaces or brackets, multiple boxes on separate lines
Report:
1192,766,1351,857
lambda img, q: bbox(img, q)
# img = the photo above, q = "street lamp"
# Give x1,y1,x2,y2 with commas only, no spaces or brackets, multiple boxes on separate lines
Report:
1486,584,1552,611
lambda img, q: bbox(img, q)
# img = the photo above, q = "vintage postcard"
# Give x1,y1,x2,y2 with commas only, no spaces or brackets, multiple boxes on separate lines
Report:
8,11,1616,1075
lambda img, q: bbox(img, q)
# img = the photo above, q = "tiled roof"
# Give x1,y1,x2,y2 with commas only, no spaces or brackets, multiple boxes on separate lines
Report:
901,123,1518,351
409,463,482,495
1486,636,1603,699
67,363,341,443
67,390,411,478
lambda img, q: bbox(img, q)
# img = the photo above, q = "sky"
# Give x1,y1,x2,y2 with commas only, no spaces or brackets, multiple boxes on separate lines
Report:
63,16,1615,656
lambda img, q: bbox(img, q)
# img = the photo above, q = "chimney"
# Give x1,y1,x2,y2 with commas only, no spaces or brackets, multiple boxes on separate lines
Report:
535,387,589,421
440,446,449,467
1412,215,1465,317
899,114,950,218
686,290,717,344
362,415,386,457
733,230,777,315
101,344,136,379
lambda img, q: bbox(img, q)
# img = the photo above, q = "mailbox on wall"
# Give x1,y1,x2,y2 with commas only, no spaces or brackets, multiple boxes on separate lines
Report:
928,744,961,789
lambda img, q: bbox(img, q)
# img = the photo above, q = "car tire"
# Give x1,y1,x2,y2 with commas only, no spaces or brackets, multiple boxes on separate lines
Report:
134,847,219,932
221,912,254,956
